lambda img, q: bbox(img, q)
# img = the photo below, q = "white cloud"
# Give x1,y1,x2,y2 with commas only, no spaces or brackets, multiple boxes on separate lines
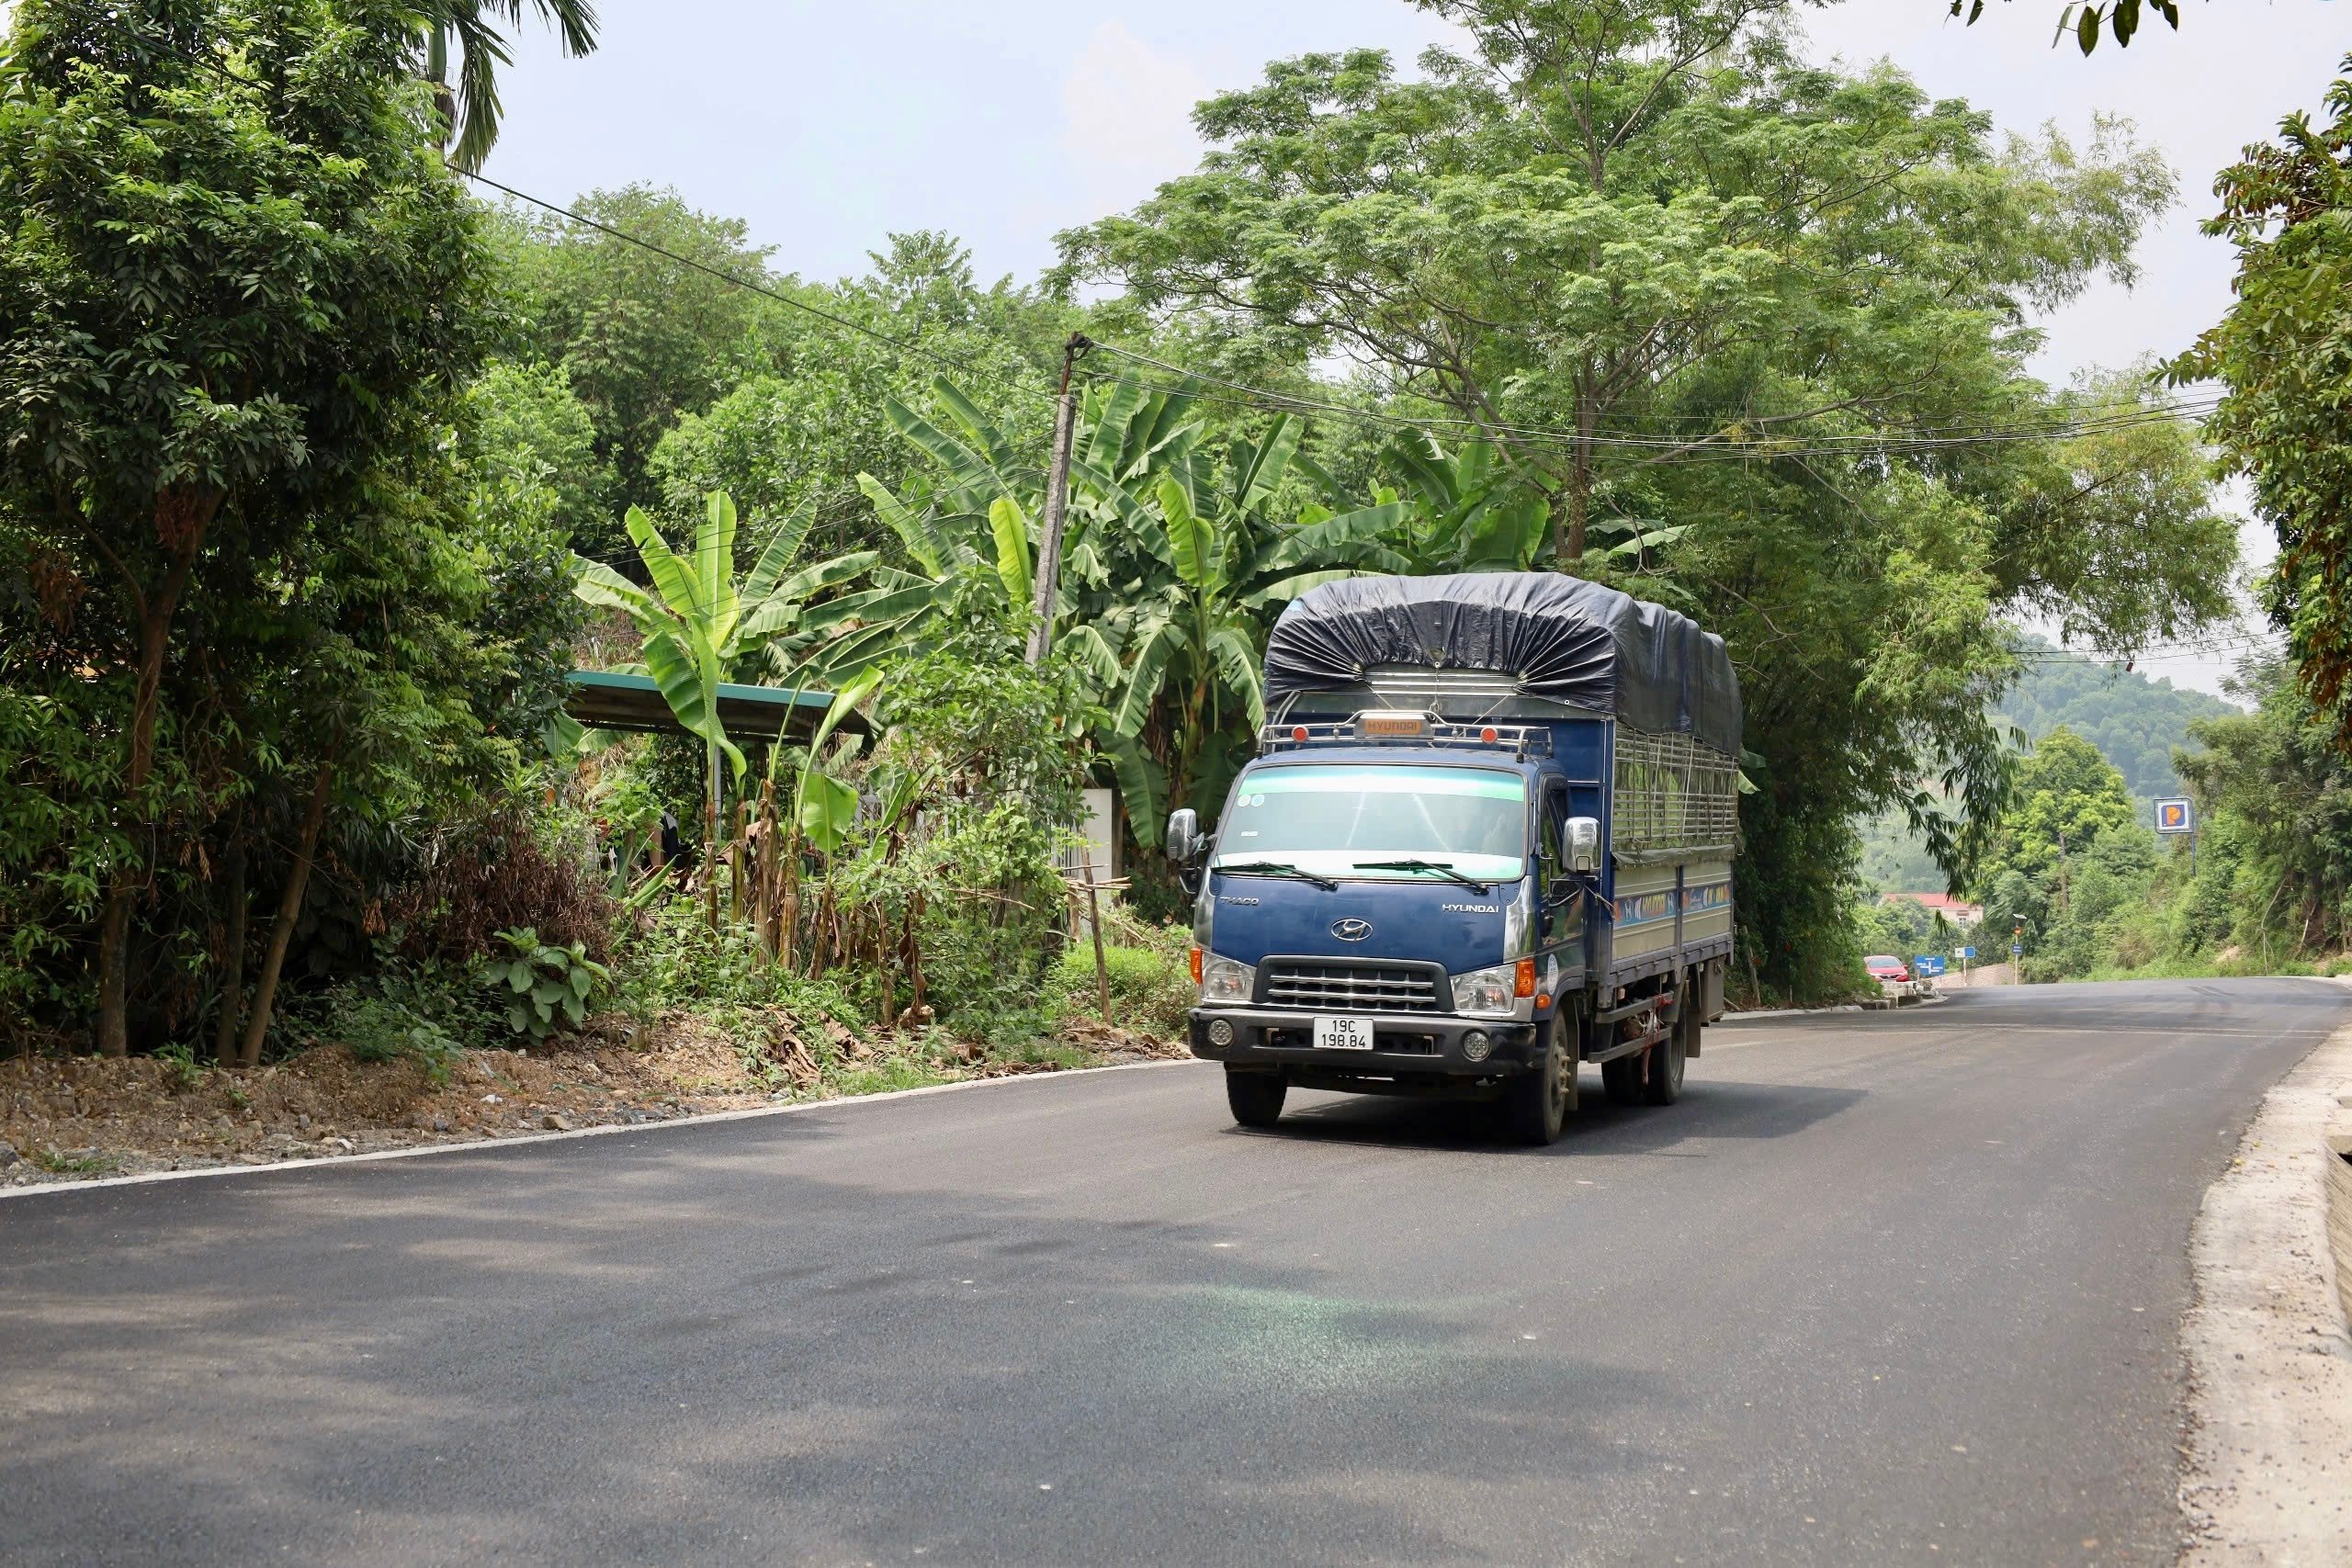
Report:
1061,20,1213,214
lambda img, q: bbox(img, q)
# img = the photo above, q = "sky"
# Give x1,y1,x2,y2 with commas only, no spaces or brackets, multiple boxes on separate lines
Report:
481,4,2344,694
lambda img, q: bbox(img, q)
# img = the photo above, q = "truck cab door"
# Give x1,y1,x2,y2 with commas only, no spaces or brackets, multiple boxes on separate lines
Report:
1538,782,1584,953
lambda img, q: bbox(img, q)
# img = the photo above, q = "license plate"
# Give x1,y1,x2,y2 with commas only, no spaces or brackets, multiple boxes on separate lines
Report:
1313,1015,1376,1051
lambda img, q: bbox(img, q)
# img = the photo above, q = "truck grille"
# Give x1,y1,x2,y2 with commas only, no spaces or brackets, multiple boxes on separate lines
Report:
1260,959,1443,1015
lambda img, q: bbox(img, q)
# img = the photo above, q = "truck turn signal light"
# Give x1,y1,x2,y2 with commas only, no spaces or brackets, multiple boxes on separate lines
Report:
1514,958,1537,998
1189,946,1204,985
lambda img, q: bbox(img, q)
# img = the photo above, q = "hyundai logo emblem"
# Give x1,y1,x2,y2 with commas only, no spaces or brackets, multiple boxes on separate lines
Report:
1330,918,1374,942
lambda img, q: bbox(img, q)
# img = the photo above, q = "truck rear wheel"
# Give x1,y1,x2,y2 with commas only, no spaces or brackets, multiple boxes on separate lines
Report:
1643,1026,1686,1106
1225,1068,1286,1129
1504,1028,1567,1145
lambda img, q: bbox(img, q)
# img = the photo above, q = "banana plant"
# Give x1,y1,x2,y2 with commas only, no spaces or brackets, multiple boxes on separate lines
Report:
1380,430,1689,573
1379,431,1554,572
573,491,876,919
850,377,1405,844
1095,419,1409,840
843,374,1205,681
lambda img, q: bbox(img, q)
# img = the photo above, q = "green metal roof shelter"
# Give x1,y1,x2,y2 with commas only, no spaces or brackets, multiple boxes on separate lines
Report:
563,671,869,739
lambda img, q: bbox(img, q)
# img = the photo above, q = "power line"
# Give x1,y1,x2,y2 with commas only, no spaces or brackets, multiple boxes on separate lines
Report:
121,26,2223,469
455,170,1058,410
447,162,2218,470
443,164,2213,472
1084,342,2219,462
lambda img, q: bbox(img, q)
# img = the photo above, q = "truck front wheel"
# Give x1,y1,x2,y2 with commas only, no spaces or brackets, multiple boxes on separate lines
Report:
1225,1068,1286,1129
1503,1029,1567,1145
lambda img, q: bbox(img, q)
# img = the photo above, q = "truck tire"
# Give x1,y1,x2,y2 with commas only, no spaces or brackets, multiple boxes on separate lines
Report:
1504,1028,1567,1145
1643,1026,1686,1106
1225,1068,1286,1129
1601,1052,1645,1106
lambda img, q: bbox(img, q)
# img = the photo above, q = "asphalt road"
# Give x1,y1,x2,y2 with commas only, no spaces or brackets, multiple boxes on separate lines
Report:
4,978,2343,1567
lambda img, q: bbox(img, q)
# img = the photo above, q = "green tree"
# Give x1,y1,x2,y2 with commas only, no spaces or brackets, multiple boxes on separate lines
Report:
2176,660,2352,954
501,186,776,529
1967,727,2147,973
2169,60,2352,750
1058,4,1807,562
415,0,597,172
462,361,618,557
650,232,1067,561
0,0,500,1054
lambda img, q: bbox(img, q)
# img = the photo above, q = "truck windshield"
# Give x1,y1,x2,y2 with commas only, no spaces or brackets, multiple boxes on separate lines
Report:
1212,764,1528,885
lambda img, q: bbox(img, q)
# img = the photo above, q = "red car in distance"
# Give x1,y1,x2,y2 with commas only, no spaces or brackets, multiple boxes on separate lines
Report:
1864,955,1911,984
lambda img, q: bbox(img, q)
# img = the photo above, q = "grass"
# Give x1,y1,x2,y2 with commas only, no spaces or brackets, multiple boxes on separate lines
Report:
30,1144,119,1176
2070,951,2352,983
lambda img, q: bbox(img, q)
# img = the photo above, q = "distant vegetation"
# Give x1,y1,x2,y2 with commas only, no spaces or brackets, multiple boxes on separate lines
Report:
1861,644,2241,893
1863,658,2352,981
1996,637,2237,807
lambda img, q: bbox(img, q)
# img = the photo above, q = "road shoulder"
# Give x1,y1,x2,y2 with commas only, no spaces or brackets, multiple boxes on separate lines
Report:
2179,1015,2352,1564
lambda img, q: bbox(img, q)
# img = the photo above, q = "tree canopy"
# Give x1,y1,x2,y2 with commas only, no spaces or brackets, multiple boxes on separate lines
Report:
1057,0,2230,992
0,0,516,1054
2170,59,2352,751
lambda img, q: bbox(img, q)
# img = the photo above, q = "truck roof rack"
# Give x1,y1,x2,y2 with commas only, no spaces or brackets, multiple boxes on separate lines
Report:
1258,710,1553,761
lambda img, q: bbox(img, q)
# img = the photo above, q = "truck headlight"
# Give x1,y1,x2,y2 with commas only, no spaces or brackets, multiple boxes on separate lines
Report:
1451,963,1520,1018
1200,953,1255,1005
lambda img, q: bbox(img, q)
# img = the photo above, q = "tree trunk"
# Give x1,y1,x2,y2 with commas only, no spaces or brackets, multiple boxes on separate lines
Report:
210,829,249,1064
704,738,721,931
237,761,332,1069
92,497,215,1056
907,890,926,1017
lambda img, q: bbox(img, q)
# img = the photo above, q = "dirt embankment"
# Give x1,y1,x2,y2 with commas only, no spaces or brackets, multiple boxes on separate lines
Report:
1,1011,1182,1189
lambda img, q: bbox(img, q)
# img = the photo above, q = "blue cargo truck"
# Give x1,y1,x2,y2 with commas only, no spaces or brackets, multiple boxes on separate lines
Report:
1167,573,1742,1145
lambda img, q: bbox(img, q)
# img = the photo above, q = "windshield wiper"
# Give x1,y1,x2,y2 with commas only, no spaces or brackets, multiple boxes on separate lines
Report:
1351,858,1492,895
1216,860,1340,891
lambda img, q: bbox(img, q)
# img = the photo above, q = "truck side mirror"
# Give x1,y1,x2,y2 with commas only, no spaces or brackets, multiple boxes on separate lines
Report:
1165,807,1200,864
1566,816,1600,874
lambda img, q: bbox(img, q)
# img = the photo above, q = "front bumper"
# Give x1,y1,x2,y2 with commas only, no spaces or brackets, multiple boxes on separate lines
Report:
1188,1007,1540,1077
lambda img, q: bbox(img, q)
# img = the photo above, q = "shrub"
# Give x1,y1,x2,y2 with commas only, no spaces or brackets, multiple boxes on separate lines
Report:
322,967,479,1083
390,809,614,965
485,928,612,1043
615,897,863,1024
1051,923,1193,1038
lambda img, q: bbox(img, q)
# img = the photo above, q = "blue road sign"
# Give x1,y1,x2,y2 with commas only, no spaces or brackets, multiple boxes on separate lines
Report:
1914,954,1948,977
1956,945,1976,961
2156,797,2195,834
2010,942,2023,957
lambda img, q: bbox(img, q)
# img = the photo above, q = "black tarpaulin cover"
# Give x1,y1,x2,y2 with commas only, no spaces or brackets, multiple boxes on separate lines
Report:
1261,572,1741,753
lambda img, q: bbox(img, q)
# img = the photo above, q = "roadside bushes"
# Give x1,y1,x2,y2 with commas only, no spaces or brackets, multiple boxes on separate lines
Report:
778,626,1096,1029
388,808,615,966
1050,922,1193,1038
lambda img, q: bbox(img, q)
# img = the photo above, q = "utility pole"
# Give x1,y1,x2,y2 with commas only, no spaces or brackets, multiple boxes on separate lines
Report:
1026,333,1091,666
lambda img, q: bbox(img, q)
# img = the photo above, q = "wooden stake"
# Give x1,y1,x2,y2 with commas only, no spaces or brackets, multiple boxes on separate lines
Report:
1082,848,1111,1021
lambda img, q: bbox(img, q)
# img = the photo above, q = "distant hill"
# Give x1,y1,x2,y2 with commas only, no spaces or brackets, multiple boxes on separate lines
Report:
1857,639,2242,892
1996,637,2239,807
